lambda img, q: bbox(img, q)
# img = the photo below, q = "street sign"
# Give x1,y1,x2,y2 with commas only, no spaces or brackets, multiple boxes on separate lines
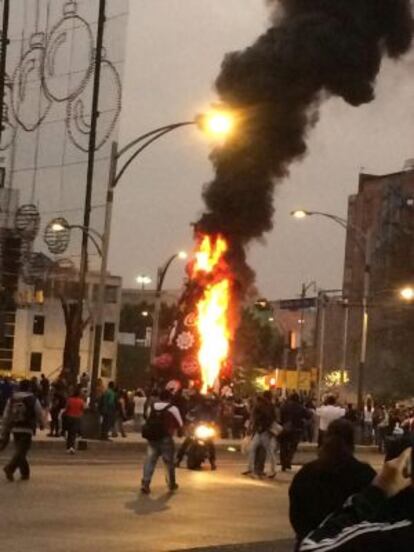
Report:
279,297,317,310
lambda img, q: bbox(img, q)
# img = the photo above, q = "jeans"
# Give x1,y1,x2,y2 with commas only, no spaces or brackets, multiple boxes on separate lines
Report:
66,416,81,450
248,432,277,474
5,432,32,478
142,436,176,488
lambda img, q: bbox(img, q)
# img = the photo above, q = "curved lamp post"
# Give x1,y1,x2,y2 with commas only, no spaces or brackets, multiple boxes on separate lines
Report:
291,209,371,411
149,251,187,364
89,110,235,406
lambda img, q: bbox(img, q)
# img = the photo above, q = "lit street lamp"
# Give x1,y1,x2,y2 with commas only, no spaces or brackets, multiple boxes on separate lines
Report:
400,286,414,301
136,274,152,290
149,251,188,363
45,217,104,257
291,209,371,411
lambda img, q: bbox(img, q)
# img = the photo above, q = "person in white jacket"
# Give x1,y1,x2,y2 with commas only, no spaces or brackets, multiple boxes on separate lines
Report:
316,395,345,447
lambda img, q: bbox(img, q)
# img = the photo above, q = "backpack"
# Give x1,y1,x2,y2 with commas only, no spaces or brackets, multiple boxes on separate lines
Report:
141,405,171,441
10,394,36,430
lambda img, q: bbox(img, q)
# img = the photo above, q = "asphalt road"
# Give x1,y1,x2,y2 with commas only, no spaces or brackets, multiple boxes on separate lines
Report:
0,448,295,552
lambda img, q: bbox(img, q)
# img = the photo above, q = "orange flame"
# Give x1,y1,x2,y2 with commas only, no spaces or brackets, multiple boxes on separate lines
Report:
193,235,231,393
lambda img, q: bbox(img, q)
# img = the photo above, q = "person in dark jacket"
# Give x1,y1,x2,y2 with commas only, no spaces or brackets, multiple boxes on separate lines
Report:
289,419,376,543
279,393,310,471
243,392,276,477
298,447,414,552
2,379,44,481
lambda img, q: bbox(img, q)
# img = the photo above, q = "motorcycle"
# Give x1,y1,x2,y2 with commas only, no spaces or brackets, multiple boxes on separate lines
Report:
186,423,216,470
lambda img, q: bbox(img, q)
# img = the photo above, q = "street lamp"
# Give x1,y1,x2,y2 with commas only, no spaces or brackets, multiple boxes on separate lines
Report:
400,286,414,301
89,110,234,408
291,209,371,411
45,217,104,257
136,275,152,290
149,251,188,363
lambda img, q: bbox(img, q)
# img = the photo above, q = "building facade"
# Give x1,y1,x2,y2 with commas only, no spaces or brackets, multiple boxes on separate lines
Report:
10,271,122,382
343,167,414,398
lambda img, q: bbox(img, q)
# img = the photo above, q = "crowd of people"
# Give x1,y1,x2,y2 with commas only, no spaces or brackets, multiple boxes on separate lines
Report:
1,374,414,550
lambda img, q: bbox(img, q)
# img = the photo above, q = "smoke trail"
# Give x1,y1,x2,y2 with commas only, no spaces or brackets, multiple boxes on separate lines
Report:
197,0,413,289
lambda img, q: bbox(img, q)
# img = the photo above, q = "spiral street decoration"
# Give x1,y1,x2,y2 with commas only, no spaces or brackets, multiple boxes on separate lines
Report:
14,204,41,241
44,216,71,255
42,1,94,103
12,32,52,131
66,52,122,152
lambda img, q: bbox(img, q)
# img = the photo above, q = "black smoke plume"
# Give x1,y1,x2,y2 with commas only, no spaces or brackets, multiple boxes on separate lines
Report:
197,0,413,290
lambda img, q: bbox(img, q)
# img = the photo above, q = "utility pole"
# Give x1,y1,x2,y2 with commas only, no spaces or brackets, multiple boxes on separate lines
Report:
89,141,117,409
73,0,106,383
357,230,372,412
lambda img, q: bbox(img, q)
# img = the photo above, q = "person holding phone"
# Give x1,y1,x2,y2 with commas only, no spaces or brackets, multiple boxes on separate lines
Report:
298,445,414,551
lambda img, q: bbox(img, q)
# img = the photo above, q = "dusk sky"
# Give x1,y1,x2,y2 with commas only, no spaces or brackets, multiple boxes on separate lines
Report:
110,0,414,299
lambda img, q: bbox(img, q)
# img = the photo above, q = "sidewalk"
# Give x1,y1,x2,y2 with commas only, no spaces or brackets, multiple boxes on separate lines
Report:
31,429,380,454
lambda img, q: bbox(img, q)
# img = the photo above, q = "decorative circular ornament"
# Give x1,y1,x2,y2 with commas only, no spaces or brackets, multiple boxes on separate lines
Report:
176,331,195,351
66,51,122,152
12,32,51,132
44,217,71,255
42,1,94,102
153,353,173,371
15,204,40,240
181,356,200,379
21,252,53,285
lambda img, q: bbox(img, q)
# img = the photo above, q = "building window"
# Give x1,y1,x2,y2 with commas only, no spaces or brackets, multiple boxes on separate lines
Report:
33,315,45,335
101,358,113,378
30,352,42,372
105,285,118,303
103,322,115,342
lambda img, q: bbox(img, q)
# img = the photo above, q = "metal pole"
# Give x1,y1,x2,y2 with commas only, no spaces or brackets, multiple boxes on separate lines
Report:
149,268,162,364
297,282,306,381
341,298,349,385
74,0,106,381
316,292,326,404
0,0,10,145
357,231,371,412
90,141,117,408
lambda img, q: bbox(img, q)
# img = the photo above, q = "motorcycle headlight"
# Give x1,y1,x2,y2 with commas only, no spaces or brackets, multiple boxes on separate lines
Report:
194,424,215,440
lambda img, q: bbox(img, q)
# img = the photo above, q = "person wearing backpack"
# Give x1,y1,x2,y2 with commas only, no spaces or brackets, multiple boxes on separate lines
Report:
141,388,183,495
2,379,44,481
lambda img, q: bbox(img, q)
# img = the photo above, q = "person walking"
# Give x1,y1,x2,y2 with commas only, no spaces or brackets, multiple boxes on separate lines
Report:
289,419,376,544
99,381,117,440
279,393,310,471
141,389,183,494
113,389,127,438
133,389,146,431
2,379,44,481
243,392,277,478
64,386,85,454
316,395,345,447
48,384,66,437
